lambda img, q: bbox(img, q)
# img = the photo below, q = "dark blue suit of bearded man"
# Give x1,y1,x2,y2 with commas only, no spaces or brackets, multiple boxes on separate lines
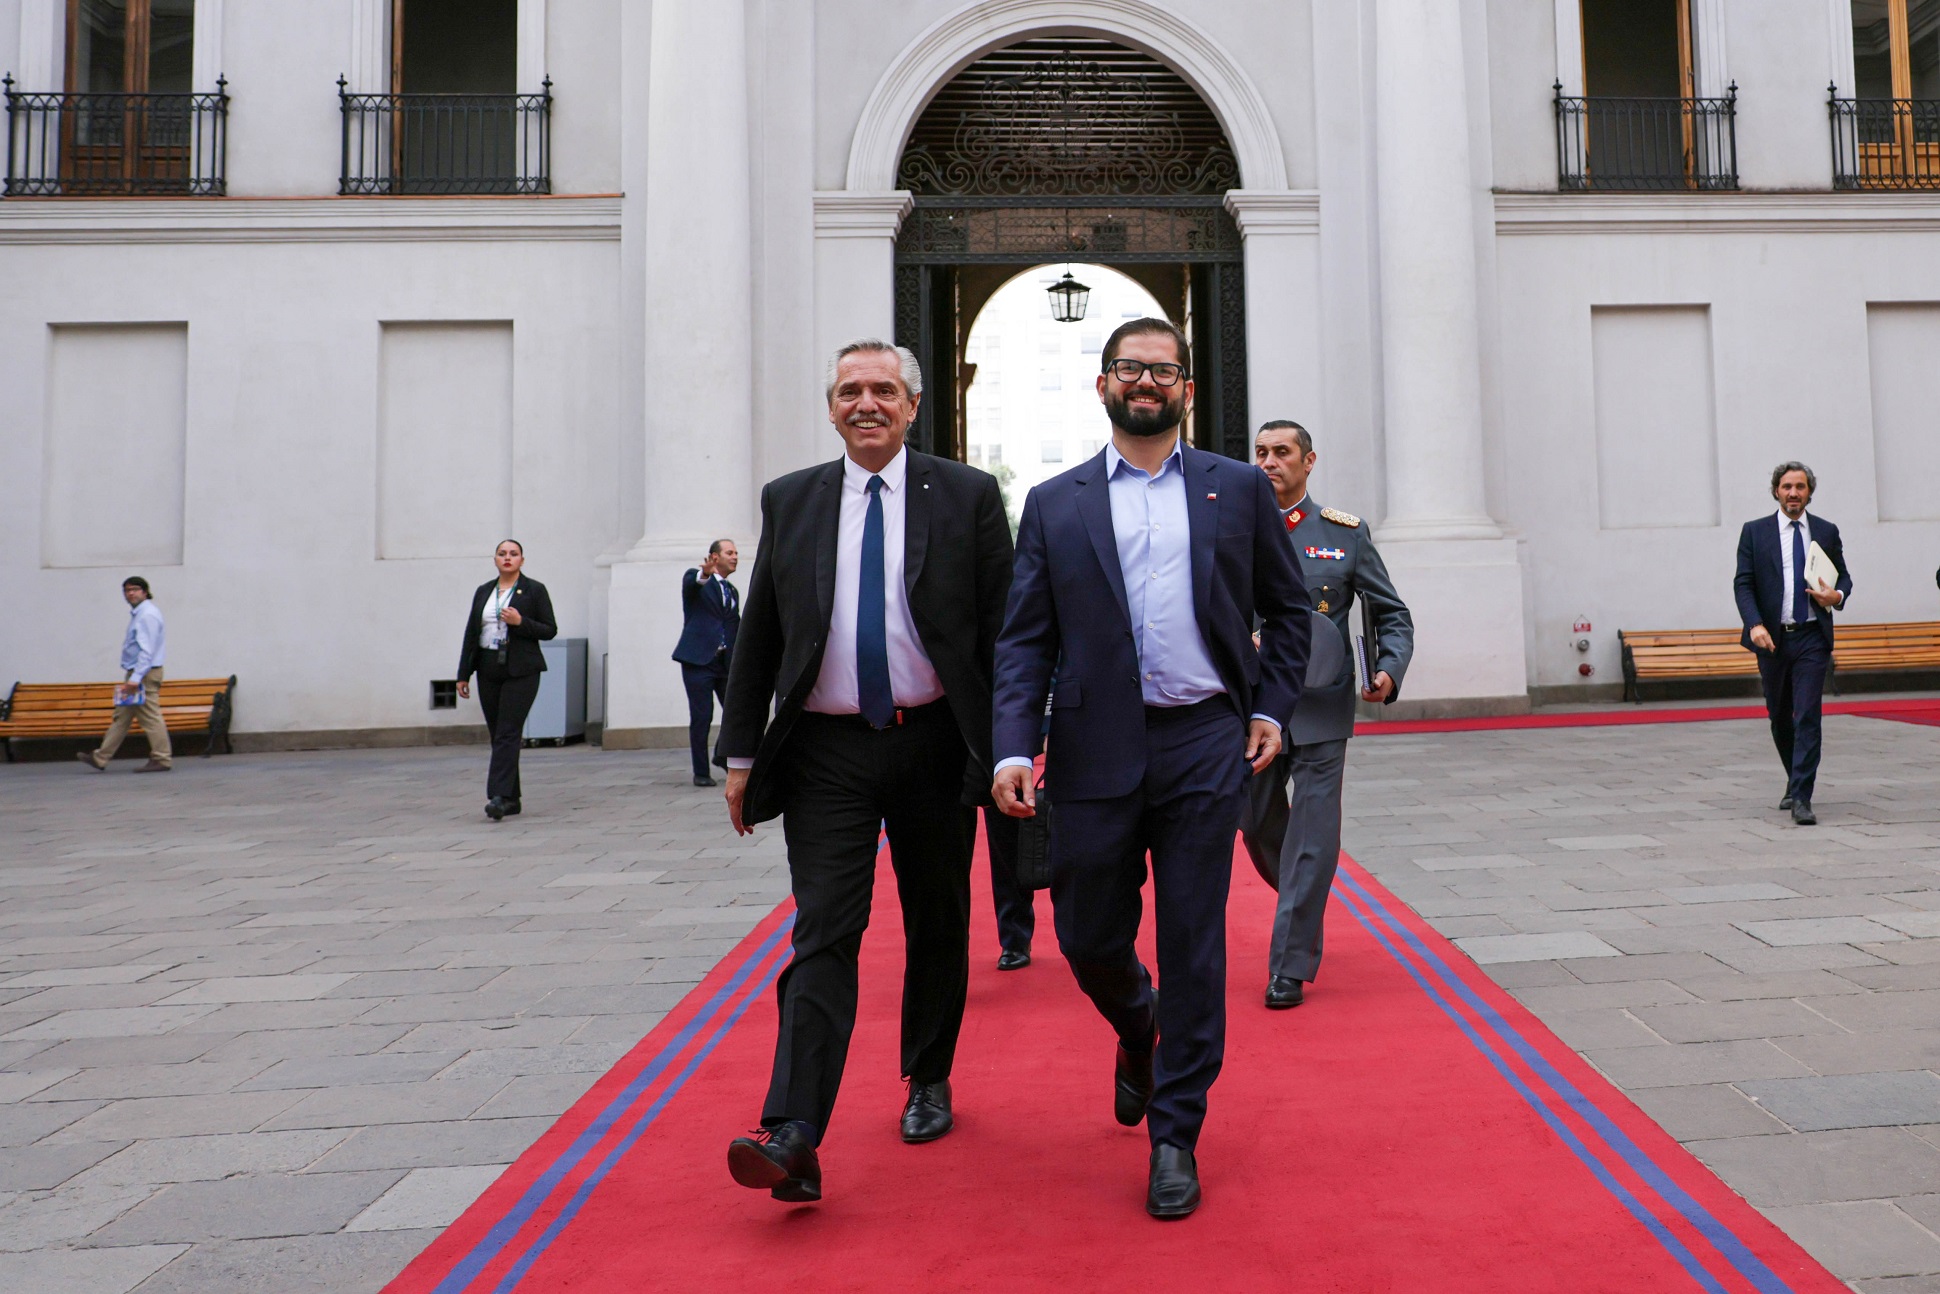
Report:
992,441,1309,1164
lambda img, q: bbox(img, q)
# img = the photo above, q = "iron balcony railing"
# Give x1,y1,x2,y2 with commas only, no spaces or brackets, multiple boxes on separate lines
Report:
1829,91,1940,189
3,76,228,196
338,79,551,195
1555,83,1739,191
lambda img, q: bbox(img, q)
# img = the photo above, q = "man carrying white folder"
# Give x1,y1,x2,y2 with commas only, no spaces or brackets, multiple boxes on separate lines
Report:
1733,462,1852,826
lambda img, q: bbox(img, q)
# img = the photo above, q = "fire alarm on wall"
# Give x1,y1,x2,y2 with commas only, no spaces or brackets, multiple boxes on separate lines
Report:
1579,663,1595,677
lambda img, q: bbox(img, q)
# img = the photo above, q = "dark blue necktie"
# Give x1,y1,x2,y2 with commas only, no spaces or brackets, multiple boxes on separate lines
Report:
857,475,895,728
1790,520,1810,625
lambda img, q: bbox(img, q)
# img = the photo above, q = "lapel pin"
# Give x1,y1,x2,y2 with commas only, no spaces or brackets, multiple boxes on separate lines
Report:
1207,493,1217,500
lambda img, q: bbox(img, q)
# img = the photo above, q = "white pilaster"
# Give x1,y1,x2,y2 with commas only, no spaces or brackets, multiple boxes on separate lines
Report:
192,0,224,94
1690,0,1729,98
1224,190,1322,444
16,0,60,92
517,0,547,96
1827,0,1857,92
1552,0,1584,97
347,0,388,94
811,191,912,370
605,0,756,743
1372,0,1528,705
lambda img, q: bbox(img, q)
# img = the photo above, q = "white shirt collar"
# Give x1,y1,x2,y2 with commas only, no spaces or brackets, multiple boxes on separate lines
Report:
843,444,908,493
1776,507,1810,528
1104,437,1184,481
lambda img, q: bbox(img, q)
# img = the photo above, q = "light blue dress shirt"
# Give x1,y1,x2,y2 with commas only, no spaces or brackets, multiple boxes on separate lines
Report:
120,599,166,681
1107,442,1225,707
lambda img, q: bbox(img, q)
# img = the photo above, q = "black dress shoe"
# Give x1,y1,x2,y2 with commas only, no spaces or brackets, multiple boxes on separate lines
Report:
996,947,1031,971
504,799,521,816
1779,795,1795,811
1146,1143,1201,1219
1265,976,1305,1009
1792,800,1817,826
1114,1038,1155,1127
485,797,506,821
727,1120,821,1202
900,1079,953,1143
693,775,717,787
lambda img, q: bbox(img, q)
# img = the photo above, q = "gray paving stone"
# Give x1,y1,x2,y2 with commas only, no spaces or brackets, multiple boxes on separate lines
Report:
1629,999,1846,1044
0,1141,129,1191
90,1171,402,1245
0,1244,185,1294
48,1091,306,1143
1453,931,1622,963
1626,1083,1792,1140
1685,1128,1940,1206
1582,1039,1817,1089
77,1131,347,1187
345,1164,506,1232
1740,1073,1940,1133
1739,917,1909,947
1759,1201,1940,1279
1664,882,1805,904
125,1228,437,1294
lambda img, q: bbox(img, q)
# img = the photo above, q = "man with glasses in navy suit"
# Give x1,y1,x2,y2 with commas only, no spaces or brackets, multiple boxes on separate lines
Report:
1734,461,1853,826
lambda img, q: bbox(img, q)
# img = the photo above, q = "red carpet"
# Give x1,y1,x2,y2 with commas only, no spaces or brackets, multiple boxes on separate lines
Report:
388,823,1846,1294
1359,695,1940,736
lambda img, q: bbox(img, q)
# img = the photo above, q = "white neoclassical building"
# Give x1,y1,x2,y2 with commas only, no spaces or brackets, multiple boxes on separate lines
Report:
3,0,1938,747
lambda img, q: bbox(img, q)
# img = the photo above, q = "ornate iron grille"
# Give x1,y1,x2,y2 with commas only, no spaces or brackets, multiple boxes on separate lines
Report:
338,80,551,195
4,77,228,196
1830,93,1940,189
897,38,1240,197
897,196,1241,264
1554,84,1739,191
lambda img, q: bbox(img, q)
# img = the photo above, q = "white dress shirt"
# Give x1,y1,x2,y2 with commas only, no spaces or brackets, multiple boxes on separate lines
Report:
119,599,166,682
1776,508,1830,625
805,446,943,715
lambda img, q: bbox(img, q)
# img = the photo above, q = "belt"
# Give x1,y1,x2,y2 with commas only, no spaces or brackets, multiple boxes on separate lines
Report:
799,698,951,731
1143,696,1233,724
1782,621,1819,633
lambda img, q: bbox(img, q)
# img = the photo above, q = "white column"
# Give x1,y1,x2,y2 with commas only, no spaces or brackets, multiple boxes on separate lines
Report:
1552,0,1584,97
604,0,756,745
1690,0,1730,98
811,191,912,365
191,0,224,93
1223,190,1322,444
347,0,388,94
1370,0,1529,709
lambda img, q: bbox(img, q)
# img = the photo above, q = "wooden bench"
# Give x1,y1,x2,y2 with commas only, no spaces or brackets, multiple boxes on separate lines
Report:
1619,624,1940,702
0,676,238,761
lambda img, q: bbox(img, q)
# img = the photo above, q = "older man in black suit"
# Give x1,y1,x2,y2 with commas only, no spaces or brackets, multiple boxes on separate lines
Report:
717,340,1014,1204
1734,461,1853,826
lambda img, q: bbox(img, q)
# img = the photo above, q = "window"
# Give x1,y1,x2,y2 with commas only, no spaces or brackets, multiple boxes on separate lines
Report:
1834,1,1940,187
1040,440,1064,464
1039,368,1062,391
340,0,549,195
986,445,1003,466
1557,0,1737,190
1081,330,1104,354
1852,1,1940,99
70,0,194,96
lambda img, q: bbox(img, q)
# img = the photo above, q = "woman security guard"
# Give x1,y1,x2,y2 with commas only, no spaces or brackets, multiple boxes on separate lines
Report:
456,540,558,820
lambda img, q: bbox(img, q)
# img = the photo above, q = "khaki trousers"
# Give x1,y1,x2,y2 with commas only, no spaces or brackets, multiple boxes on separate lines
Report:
96,666,171,766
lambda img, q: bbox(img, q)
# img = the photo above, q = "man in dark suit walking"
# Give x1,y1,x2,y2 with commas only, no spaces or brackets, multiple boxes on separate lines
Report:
719,340,1014,1204
992,319,1309,1219
1243,420,1414,1008
671,539,740,787
1734,461,1852,826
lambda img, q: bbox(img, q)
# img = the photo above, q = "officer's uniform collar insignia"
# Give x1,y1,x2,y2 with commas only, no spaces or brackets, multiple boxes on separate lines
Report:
1284,506,1305,531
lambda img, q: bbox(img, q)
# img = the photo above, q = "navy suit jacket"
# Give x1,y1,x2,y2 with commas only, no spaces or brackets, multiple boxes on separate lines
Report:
993,445,1311,802
671,569,739,666
1733,512,1853,651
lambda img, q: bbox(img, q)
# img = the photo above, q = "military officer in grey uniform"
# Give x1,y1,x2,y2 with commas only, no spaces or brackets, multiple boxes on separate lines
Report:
1243,420,1414,1009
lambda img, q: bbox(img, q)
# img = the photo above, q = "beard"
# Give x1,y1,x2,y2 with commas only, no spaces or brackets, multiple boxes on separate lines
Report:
1104,386,1185,438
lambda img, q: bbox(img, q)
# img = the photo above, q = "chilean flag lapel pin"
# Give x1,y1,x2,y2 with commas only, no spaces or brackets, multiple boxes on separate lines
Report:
1206,493,1217,500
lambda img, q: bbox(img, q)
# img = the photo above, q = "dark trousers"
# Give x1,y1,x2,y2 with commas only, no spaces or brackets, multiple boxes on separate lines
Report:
1050,698,1245,1153
476,663,540,802
1757,623,1830,804
1240,739,1349,983
982,809,1036,953
763,702,974,1142
680,658,729,779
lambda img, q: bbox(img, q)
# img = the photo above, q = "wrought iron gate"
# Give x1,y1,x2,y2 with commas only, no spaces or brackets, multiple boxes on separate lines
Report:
891,39,1250,462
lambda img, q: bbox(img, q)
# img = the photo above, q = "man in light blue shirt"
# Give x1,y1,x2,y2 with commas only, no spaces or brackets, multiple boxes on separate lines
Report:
80,576,171,772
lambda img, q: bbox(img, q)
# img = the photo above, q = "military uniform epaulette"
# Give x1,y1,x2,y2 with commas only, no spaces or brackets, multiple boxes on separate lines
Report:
1320,507,1361,529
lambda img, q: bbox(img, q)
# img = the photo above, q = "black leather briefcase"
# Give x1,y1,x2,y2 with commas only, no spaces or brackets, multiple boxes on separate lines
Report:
1014,776,1053,891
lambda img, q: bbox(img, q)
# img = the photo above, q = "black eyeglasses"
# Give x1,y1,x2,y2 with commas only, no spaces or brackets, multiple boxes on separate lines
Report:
1104,358,1187,386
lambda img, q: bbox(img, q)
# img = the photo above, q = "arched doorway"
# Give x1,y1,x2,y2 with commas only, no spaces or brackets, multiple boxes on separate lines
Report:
893,38,1249,463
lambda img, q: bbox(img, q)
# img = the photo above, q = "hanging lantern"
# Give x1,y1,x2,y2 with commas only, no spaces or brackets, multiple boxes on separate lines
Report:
1047,270,1090,323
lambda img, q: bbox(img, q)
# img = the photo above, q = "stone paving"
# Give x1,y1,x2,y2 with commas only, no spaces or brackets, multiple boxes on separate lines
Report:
1344,711,1940,1294
0,746,786,1293
2,713,1939,1291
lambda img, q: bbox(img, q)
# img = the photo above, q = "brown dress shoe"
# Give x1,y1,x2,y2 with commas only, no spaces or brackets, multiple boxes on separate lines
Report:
77,751,107,771
134,759,172,773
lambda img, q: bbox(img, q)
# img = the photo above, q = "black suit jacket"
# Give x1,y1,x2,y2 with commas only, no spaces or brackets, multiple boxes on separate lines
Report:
720,450,1015,826
993,446,1310,802
671,569,740,666
457,577,559,680
1733,513,1852,651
